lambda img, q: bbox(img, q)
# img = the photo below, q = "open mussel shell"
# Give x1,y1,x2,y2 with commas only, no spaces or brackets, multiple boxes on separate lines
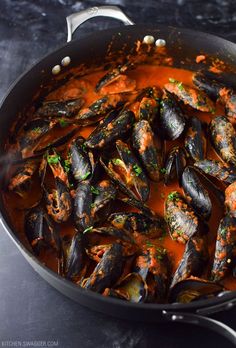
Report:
108,212,164,238
85,109,135,149
82,243,124,293
69,136,95,183
192,72,222,100
165,191,199,244
36,97,84,119
225,181,236,218
170,234,209,288
110,273,148,303
169,277,224,303
159,91,185,140
164,79,215,113
132,120,162,181
182,166,212,220
8,160,38,196
209,115,236,166
211,214,236,281
194,159,236,185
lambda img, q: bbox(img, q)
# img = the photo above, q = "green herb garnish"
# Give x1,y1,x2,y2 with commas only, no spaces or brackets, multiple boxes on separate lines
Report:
168,191,179,201
83,226,93,234
80,171,91,180
133,164,142,176
47,153,61,165
91,186,100,195
160,167,167,174
59,118,69,128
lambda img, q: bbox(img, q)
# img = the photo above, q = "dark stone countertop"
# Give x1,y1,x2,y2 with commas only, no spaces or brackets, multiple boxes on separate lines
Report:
0,1,236,347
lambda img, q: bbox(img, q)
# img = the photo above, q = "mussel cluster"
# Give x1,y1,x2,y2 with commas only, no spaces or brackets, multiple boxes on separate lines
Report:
6,64,236,304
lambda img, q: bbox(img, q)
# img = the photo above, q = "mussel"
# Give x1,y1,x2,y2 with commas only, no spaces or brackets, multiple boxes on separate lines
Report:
193,72,236,122
108,212,164,238
74,180,93,232
165,191,199,244
165,78,215,113
90,180,117,221
209,115,236,166
36,98,84,119
225,181,236,217
42,150,72,223
211,214,236,281
65,231,86,281
82,243,124,293
182,166,212,220
164,146,186,185
184,116,206,161
101,140,150,202
170,234,209,288
169,277,224,303
69,136,95,183
194,159,236,185
85,109,135,149
25,205,61,258
8,160,38,196
134,246,170,302
104,273,148,303
132,120,162,181
159,91,185,140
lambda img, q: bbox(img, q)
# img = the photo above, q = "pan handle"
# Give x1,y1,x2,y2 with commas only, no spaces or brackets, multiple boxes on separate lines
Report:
162,310,236,346
66,6,135,42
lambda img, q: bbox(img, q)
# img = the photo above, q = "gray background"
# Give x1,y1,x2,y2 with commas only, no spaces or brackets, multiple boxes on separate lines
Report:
0,1,236,347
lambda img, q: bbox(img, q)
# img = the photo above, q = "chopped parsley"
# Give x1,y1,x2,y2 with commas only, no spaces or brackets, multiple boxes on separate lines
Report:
169,77,176,83
80,171,91,180
59,118,69,128
112,158,124,166
168,191,179,201
91,186,100,195
32,127,41,133
160,167,167,174
220,228,227,238
83,226,93,234
133,164,142,176
47,153,61,165
64,159,71,173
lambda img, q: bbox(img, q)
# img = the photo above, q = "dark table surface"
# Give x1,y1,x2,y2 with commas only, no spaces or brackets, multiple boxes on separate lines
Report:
1,1,236,347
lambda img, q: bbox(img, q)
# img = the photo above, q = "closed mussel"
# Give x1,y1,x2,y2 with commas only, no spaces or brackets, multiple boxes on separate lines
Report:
184,116,206,161
66,231,86,281
164,146,186,185
182,166,212,220
159,91,185,140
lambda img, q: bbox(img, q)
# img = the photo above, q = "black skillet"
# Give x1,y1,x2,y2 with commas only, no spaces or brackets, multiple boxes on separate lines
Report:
0,6,236,345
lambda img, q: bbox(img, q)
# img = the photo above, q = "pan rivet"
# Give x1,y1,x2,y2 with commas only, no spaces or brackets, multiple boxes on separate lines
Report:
52,65,61,75
143,35,155,44
155,39,166,47
61,56,71,67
